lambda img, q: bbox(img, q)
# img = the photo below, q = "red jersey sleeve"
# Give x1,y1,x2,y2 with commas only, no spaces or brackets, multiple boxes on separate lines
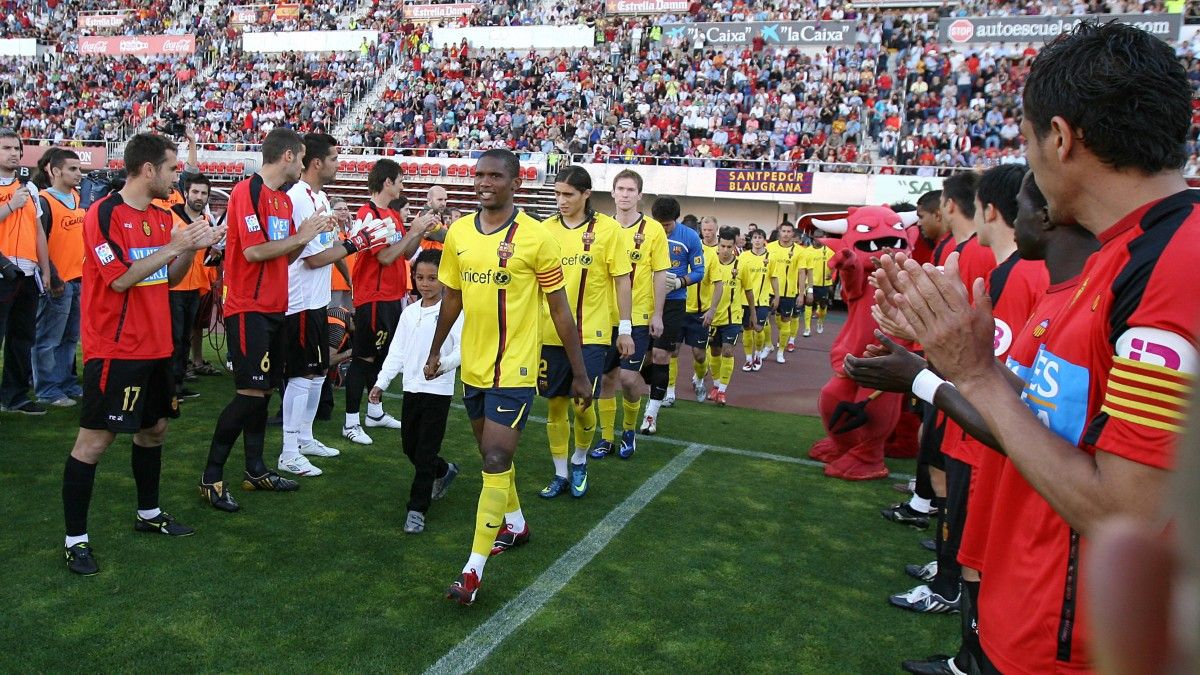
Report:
1092,216,1200,470
83,196,131,288
228,181,268,248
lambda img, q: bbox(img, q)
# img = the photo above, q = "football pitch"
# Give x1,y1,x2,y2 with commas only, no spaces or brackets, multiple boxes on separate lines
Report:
1,367,955,672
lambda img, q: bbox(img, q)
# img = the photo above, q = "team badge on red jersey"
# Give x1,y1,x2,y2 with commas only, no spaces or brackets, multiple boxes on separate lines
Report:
142,220,151,237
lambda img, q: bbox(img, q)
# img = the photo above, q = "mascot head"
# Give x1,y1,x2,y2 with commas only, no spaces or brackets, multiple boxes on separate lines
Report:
811,206,918,257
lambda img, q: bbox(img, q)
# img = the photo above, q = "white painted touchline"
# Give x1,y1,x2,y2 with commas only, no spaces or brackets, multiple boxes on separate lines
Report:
380,391,915,482
423,443,707,675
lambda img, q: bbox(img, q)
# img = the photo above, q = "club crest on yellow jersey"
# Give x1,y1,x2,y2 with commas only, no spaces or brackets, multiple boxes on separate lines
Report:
497,241,515,260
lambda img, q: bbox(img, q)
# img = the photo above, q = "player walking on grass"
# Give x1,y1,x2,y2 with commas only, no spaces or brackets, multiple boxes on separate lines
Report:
765,222,803,360
343,159,438,446
199,128,334,512
679,214,721,403
425,150,592,606
537,167,633,499
62,133,225,575
740,229,773,372
370,249,463,534
706,226,757,405
590,170,669,460
639,197,703,435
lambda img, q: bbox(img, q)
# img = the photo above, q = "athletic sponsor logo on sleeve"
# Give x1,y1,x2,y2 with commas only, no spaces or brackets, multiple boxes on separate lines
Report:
1022,346,1090,444
94,242,116,265
1101,327,1197,433
993,318,1013,357
244,214,261,232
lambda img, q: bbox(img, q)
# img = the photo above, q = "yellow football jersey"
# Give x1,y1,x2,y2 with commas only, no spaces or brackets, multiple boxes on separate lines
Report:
609,214,671,326
766,240,804,297
540,211,631,346
440,209,565,389
711,254,754,327
686,242,721,314
738,249,774,307
808,244,835,287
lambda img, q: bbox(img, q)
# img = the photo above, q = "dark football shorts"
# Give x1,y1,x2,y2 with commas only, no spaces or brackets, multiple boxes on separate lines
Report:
538,344,607,398
681,312,710,349
741,305,770,330
812,285,833,304
226,311,286,391
81,358,180,433
708,323,744,347
652,299,686,351
285,307,330,379
463,384,534,430
777,296,798,319
605,325,650,373
352,300,402,360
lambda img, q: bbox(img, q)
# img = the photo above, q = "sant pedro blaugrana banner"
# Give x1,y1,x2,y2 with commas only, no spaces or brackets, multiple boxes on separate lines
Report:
715,170,814,195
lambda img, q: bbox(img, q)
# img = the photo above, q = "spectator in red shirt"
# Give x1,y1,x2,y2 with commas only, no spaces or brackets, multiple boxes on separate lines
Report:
61,132,224,576
200,128,334,512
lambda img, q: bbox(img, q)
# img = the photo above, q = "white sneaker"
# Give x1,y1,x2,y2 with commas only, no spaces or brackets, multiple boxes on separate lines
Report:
342,425,374,445
803,328,812,337
759,345,773,359
365,412,402,429
639,414,657,435
404,510,425,534
278,454,322,476
662,394,675,408
300,438,341,457
742,359,754,372
816,321,824,334
46,397,77,408
775,351,786,364
693,376,707,402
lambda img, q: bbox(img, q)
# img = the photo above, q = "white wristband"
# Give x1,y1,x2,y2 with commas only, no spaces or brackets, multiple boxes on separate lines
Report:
911,368,949,405
617,320,633,336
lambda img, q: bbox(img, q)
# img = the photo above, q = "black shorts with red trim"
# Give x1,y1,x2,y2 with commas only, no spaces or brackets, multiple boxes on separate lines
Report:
352,300,402,361
538,344,607,398
226,311,286,391
81,358,179,433
285,308,330,378
462,384,534,430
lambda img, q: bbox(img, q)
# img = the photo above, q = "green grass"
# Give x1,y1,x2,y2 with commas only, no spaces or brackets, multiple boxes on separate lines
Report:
0,357,954,672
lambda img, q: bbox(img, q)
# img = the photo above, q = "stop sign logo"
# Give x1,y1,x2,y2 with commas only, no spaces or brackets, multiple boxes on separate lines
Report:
948,19,974,43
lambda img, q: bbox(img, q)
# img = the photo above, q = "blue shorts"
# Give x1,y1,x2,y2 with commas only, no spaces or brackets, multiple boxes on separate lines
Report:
604,325,651,373
813,285,833,304
777,297,798,319
681,312,710,349
462,384,535,430
742,305,769,330
538,344,606,398
708,324,743,347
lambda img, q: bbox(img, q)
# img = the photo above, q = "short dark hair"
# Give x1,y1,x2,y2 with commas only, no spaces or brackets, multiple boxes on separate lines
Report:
368,158,402,194
302,133,339,170
612,168,643,192
414,248,441,269
47,148,79,172
1024,21,1190,173
261,128,304,165
124,133,178,177
479,148,520,179
718,226,738,242
778,221,796,231
889,202,917,213
916,190,942,212
750,228,766,240
942,171,980,219
184,173,211,192
0,128,21,149
977,165,1028,228
650,196,680,224
389,196,408,211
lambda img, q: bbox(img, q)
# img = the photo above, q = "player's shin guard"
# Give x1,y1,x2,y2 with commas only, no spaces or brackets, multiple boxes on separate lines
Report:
805,305,814,330
743,334,755,360
667,358,678,392
472,468,512,557
693,356,708,380
573,400,596,453
597,397,617,442
816,305,827,321
131,443,162,511
63,456,97,537
547,398,570,476
505,463,524,528
622,397,641,431
721,355,735,388
648,362,669,401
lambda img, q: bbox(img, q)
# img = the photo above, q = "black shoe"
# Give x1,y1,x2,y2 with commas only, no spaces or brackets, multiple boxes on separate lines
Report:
882,502,932,529
242,470,300,492
905,560,938,582
199,480,240,512
183,372,199,382
9,400,47,415
901,655,959,675
134,511,196,536
177,388,201,400
64,542,100,576
267,410,283,427
921,538,937,552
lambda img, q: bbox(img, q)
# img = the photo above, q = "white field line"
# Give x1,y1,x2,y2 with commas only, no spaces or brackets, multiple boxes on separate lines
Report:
423,443,706,675
380,391,914,481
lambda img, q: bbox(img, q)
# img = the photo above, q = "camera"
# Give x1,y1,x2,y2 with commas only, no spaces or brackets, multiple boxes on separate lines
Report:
159,111,188,138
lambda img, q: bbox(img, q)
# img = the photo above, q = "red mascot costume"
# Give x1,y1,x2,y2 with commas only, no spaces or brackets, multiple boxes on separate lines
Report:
807,205,917,480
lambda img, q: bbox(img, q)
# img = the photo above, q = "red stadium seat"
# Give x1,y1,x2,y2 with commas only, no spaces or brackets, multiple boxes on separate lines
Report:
233,162,245,175
356,160,371,174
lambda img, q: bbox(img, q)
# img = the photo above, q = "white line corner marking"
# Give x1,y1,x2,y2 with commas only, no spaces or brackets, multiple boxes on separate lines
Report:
424,443,706,675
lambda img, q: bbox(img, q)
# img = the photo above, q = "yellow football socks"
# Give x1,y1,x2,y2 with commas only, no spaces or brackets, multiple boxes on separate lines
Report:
547,398,570,475
622,397,641,431
693,357,708,381
472,468,511,558
668,357,678,393
804,305,813,330
573,400,596,456
597,397,617,442
720,355,735,389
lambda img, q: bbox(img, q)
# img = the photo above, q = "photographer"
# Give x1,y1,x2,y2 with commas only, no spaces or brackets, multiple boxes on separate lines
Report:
0,130,50,415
